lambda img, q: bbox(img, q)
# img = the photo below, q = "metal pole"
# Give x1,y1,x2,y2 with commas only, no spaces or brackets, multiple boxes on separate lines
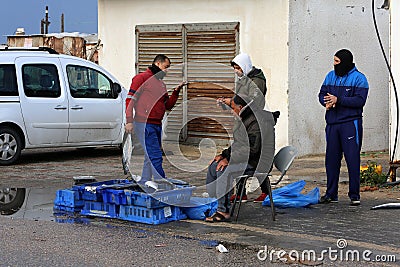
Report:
61,13,64,33
45,6,49,34
40,19,44,34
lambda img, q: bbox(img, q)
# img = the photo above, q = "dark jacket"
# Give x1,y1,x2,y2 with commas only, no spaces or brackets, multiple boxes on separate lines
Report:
248,67,267,96
235,75,265,111
221,102,275,172
125,68,179,124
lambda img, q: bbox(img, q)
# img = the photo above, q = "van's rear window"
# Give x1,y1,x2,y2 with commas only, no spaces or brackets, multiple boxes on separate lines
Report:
0,64,18,96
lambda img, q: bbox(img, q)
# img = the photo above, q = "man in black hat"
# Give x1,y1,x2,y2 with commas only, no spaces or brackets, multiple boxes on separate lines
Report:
318,49,369,206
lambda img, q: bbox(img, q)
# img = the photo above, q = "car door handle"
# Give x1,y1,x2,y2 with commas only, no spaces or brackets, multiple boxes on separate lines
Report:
54,105,67,110
70,105,83,110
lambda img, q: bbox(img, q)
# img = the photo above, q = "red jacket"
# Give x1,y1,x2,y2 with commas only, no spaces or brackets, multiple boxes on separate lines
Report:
126,68,179,125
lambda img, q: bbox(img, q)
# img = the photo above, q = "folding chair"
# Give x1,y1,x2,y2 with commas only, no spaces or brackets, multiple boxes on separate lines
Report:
231,145,298,221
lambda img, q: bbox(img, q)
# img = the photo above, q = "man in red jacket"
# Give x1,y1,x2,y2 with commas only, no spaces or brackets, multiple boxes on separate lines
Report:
125,54,185,181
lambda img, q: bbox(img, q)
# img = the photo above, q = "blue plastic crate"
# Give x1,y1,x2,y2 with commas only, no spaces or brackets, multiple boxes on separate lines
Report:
129,186,195,208
124,190,166,208
118,205,187,225
101,189,129,205
151,186,194,206
102,186,195,208
72,179,131,201
80,201,118,218
54,189,84,208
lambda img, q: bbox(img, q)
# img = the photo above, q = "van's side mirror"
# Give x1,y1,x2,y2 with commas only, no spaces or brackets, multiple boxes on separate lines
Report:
112,82,122,97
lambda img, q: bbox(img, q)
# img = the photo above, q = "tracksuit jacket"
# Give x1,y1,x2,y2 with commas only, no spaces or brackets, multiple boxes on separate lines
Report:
125,68,179,124
318,66,369,124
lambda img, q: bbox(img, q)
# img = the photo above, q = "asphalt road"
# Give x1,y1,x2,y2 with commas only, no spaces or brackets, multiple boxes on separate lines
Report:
0,215,267,267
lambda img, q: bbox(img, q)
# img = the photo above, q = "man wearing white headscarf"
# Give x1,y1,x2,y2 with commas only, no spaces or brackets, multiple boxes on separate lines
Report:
219,53,266,111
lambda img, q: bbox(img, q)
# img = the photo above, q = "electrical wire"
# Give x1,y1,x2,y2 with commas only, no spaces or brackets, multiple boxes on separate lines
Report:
372,0,399,167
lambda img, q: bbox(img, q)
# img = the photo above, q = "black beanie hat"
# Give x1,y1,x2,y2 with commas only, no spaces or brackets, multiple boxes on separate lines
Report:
334,49,355,76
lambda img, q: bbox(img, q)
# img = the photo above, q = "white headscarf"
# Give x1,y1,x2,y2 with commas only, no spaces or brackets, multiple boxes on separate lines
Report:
231,53,253,76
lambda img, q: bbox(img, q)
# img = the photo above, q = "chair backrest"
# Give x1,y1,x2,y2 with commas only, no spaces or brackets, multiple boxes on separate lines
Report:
274,145,298,177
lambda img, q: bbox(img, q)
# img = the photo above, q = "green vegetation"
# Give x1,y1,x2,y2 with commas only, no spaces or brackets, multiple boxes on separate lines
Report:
360,161,387,186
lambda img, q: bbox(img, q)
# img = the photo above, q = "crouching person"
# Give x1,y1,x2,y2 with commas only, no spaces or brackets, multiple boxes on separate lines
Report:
205,94,275,222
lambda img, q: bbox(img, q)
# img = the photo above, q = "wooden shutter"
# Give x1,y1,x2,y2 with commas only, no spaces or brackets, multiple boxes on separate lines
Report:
136,24,184,142
135,22,239,143
186,23,238,141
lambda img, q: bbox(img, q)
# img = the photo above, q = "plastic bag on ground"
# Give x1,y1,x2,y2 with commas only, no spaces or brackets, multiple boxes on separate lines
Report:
181,197,218,220
262,180,320,208
268,180,306,197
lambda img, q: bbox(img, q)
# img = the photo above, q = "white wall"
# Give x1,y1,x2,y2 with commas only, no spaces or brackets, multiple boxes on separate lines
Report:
98,0,389,156
288,1,389,155
98,0,290,150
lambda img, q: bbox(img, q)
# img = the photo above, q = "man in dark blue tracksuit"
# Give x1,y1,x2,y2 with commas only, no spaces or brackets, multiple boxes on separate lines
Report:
318,49,369,206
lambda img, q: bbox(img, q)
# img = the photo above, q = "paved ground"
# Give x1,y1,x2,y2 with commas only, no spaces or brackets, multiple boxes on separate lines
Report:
1,144,399,266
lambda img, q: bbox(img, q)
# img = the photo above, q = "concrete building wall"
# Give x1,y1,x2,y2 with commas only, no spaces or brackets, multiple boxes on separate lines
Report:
98,0,389,156
98,0,290,149
390,0,400,161
288,1,389,155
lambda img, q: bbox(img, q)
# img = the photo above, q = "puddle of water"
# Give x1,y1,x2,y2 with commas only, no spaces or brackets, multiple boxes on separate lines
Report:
0,187,88,223
169,233,219,248
199,240,219,248
53,210,91,224
0,187,57,220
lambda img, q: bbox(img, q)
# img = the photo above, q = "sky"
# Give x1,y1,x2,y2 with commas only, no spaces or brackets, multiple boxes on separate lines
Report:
0,0,98,44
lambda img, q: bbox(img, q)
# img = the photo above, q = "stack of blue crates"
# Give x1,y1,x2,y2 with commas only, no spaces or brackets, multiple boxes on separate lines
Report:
54,179,194,225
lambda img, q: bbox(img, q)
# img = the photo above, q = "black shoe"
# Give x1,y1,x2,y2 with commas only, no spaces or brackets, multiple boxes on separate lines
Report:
319,195,338,204
350,199,360,206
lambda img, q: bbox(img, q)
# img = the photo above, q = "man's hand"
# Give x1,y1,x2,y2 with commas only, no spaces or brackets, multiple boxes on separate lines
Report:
209,154,223,165
324,93,337,109
325,102,333,110
223,97,232,107
216,158,228,171
174,81,187,93
125,122,134,134
217,97,231,106
216,97,232,110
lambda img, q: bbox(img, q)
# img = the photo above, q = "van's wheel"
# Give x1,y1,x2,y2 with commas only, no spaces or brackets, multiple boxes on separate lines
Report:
0,127,22,165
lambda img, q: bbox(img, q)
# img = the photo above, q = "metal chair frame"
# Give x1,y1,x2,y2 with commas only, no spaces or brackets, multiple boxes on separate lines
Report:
230,146,298,221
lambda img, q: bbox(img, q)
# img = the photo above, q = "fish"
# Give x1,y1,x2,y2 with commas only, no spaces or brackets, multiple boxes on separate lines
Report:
122,132,141,182
371,203,400,210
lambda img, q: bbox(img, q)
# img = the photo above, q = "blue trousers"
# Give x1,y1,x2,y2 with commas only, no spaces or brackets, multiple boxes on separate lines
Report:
134,122,165,181
325,119,362,201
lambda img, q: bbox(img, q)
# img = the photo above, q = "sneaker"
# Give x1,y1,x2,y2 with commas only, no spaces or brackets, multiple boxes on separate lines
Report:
319,195,338,204
230,194,248,203
253,193,267,202
350,199,360,206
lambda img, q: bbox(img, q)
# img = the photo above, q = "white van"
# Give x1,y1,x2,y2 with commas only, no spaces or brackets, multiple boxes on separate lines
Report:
0,47,124,165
